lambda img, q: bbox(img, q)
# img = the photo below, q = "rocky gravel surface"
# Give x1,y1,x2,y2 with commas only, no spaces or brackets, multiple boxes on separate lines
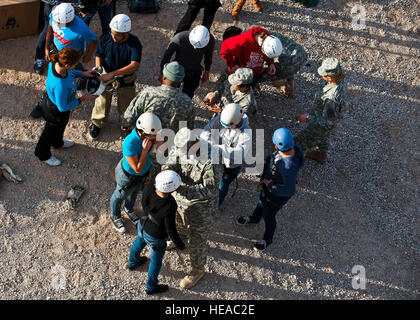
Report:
0,0,419,300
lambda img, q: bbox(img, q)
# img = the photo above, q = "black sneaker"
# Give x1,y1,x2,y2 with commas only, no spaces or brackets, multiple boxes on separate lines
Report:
124,208,139,224
34,59,44,75
146,284,169,295
253,240,269,251
29,104,43,119
127,256,148,271
236,216,258,225
111,216,126,233
89,124,100,140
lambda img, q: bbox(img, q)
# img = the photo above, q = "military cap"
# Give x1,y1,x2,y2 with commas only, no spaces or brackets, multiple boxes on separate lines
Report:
318,58,341,76
163,61,185,82
228,68,254,86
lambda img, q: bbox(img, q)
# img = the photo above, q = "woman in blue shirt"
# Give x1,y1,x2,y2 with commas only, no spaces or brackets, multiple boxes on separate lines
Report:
34,46,97,166
110,112,162,233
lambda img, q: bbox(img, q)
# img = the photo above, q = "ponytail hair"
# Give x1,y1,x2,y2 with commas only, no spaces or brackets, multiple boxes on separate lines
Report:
50,47,82,67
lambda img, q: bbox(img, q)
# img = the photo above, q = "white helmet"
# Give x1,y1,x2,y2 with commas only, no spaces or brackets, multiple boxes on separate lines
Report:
109,14,131,33
220,103,243,128
263,35,282,59
86,76,105,96
155,170,182,193
136,112,162,135
52,3,74,25
189,25,210,48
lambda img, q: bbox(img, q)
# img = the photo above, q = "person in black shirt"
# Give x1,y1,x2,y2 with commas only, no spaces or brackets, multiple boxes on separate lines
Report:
128,170,185,295
160,25,214,99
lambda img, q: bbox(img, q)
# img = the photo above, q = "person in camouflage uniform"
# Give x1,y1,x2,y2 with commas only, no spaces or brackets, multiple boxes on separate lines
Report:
121,61,195,180
203,67,257,120
163,128,222,289
295,58,347,164
260,30,308,97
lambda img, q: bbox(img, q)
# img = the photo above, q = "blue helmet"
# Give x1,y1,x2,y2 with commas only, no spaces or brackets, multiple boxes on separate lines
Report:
272,128,294,151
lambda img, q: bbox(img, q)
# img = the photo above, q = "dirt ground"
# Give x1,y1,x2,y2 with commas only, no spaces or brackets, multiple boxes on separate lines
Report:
0,0,419,300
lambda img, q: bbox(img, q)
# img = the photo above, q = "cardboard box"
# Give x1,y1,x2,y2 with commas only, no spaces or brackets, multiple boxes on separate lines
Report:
0,0,40,40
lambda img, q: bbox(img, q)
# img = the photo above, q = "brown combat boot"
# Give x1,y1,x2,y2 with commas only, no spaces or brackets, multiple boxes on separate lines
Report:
252,0,262,12
272,78,294,97
180,268,205,289
305,150,327,164
232,0,246,20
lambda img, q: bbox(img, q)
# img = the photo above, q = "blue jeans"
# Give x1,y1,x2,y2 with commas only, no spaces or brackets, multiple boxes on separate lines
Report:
219,165,242,206
129,225,167,291
35,3,54,60
110,161,145,219
82,0,113,35
250,189,290,244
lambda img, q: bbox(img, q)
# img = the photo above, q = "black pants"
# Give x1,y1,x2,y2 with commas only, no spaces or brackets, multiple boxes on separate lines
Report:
182,69,202,99
34,111,70,161
175,2,220,34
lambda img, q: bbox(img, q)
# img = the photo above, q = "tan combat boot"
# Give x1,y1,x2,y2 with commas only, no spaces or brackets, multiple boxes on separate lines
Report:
180,268,205,289
232,0,246,20
252,0,262,12
305,150,327,164
272,78,294,97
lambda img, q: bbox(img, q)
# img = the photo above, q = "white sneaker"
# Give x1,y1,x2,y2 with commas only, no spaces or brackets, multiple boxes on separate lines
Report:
43,156,61,166
166,240,176,251
62,140,75,148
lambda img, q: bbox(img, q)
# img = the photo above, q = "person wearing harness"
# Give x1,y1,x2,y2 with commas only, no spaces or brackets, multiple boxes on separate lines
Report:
203,67,257,120
164,127,223,289
110,112,162,233
30,3,97,118
128,170,185,295
89,14,142,140
295,58,347,164
200,103,251,207
160,25,215,99
237,128,305,251
34,47,98,166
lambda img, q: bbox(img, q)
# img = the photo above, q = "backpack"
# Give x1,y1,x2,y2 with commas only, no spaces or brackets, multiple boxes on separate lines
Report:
129,0,160,14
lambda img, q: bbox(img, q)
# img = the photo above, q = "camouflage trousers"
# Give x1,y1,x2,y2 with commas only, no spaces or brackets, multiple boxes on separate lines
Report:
260,52,308,82
176,206,215,270
295,124,332,153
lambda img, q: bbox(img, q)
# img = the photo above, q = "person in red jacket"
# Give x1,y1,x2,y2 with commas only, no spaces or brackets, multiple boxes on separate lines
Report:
220,27,282,92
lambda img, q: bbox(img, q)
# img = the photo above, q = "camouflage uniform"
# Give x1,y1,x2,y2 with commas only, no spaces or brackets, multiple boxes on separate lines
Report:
163,155,222,271
213,74,257,118
121,84,194,180
260,31,308,82
295,79,347,153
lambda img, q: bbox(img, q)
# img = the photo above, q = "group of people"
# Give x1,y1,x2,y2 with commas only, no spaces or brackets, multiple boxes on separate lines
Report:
29,1,347,295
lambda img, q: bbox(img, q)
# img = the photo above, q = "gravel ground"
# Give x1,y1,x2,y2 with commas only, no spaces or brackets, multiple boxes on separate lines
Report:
0,0,419,300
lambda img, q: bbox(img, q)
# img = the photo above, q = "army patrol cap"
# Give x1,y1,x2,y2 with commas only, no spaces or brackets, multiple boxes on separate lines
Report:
318,58,341,76
163,61,185,83
228,68,254,86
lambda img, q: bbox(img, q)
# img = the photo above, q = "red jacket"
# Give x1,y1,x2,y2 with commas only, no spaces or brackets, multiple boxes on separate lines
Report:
220,27,274,77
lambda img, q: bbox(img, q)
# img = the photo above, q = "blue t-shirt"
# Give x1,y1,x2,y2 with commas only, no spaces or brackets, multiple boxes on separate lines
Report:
46,62,82,112
49,14,96,51
95,33,142,72
122,130,151,176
